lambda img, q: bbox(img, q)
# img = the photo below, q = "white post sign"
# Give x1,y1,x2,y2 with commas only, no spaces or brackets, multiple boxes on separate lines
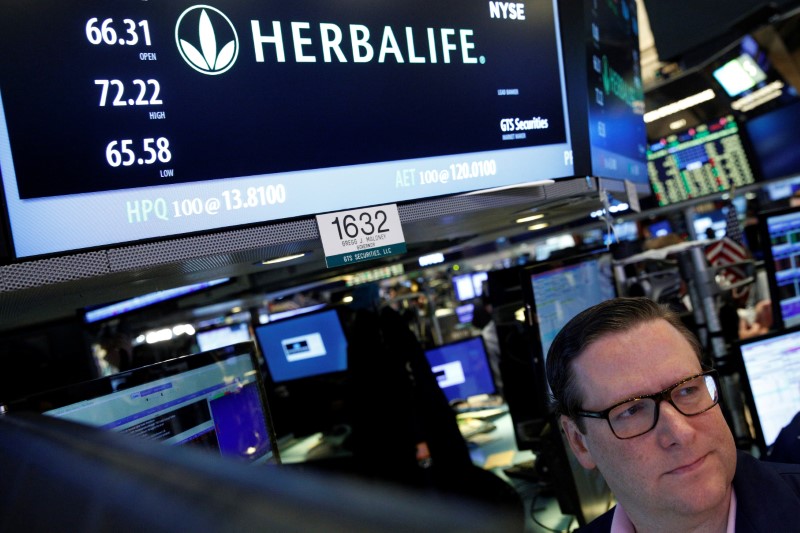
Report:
316,204,407,268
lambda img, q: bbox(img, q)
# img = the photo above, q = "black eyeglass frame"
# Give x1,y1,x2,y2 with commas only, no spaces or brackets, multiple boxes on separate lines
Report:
574,369,720,440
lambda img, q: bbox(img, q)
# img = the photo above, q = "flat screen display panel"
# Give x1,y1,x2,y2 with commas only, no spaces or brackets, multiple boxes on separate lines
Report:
745,100,800,182
760,206,800,329
528,253,616,363
583,0,647,183
737,327,800,449
0,0,573,258
647,116,757,207
424,336,496,402
255,308,348,383
4,342,279,464
196,322,252,352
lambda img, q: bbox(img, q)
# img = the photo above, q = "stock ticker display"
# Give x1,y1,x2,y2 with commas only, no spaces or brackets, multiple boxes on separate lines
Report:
647,116,757,207
0,0,574,257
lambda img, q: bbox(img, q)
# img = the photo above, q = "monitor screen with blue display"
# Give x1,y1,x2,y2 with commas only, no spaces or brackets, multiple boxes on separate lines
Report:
255,309,348,383
424,336,496,402
4,342,279,464
746,100,800,182
0,0,573,258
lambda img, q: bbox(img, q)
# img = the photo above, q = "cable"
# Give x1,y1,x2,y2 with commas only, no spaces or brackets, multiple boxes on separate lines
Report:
528,491,574,533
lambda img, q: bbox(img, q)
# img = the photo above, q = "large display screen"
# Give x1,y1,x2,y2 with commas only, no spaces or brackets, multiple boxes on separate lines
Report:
647,116,757,207
0,0,573,258
583,0,646,183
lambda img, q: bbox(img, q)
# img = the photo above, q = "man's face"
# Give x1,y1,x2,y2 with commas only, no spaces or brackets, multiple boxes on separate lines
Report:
560,319,736,523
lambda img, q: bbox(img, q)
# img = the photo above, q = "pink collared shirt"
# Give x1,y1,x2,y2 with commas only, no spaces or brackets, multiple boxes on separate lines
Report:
609,488,737,533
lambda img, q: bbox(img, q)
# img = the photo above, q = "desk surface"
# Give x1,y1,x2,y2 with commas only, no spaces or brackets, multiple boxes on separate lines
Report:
278,409,589,532
464,411,581,533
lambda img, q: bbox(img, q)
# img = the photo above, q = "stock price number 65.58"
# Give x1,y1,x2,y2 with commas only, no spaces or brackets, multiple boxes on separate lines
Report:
106,138,171,167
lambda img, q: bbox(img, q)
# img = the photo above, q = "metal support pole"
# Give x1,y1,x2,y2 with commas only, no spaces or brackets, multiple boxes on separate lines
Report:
680,245,751,444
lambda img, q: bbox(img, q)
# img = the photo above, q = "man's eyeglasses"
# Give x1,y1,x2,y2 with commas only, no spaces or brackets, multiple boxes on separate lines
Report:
575,370,720,439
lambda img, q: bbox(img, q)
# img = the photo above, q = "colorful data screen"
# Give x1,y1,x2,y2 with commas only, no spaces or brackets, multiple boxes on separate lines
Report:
647,116,757,207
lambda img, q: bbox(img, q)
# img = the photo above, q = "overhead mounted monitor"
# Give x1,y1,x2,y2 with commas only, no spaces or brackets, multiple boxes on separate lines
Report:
0,0,573,259
647,115,758,207
713,53,767,97
745,99,800,182
559,0,648,188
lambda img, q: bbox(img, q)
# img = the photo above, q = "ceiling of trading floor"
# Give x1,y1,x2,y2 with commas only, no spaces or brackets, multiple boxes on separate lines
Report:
641,1,800,139
3,1,800,332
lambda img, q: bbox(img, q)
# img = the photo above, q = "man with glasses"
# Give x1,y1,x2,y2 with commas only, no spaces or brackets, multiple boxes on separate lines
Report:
547,297,800,532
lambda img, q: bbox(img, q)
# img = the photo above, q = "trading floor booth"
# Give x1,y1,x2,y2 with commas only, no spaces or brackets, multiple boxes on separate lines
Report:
5,0,800,530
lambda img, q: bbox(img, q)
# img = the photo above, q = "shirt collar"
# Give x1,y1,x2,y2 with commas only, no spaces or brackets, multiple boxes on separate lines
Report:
609,488,736,533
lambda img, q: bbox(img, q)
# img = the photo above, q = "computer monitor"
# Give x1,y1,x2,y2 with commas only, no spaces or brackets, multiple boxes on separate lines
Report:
759,206,800,329
526,252,617,367
736,327,800,452
3,342,278,464
424,336,496,403
255,308,348,383
452,272,488,302
195,322,252,352
647,219,673,238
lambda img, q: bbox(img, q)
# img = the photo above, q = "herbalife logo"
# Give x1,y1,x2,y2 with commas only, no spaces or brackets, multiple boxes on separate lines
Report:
175,5,239,75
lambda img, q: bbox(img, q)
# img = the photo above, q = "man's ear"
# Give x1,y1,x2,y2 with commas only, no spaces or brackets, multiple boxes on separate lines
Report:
560,415,597,470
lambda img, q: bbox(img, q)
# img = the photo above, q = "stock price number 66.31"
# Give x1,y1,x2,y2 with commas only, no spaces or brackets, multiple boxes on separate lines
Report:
106,138,171,167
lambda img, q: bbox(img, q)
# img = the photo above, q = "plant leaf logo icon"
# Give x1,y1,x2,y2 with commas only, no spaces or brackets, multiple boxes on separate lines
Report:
175,5,239,75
